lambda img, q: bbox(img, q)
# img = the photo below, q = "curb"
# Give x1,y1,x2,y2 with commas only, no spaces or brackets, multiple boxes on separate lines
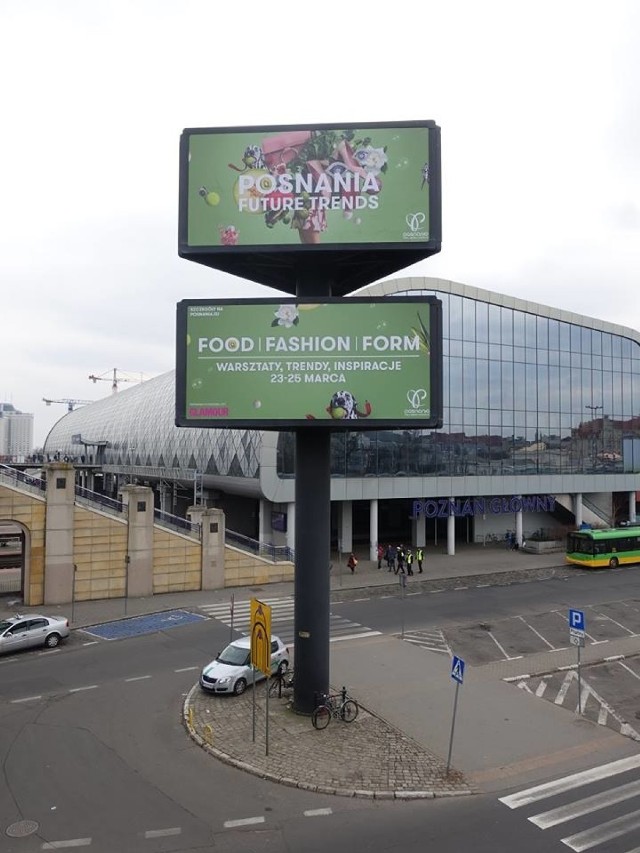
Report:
182,686,474,800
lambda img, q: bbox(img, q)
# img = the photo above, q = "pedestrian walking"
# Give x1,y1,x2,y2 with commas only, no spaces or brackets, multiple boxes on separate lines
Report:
387,545,397,572
347,553,358,573
377,543,384,570
406,549,414,575
396,545,405,575
416,546,424,573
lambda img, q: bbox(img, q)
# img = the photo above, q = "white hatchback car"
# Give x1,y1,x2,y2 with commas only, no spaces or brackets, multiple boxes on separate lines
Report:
200,635,289,695
0,614,70,654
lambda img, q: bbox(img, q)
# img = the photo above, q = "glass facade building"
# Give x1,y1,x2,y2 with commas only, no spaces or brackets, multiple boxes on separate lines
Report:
44,277,640,544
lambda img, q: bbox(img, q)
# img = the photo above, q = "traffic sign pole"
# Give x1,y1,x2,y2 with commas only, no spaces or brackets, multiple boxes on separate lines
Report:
446,681,460,775
569,608,585,715
446,656,465,775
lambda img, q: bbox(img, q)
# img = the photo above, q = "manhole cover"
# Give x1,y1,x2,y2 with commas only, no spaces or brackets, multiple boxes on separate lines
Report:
6,820,39,837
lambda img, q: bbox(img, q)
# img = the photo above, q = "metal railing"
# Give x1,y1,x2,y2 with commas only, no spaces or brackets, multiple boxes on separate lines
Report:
75,486,124,517
225,528,294,563
0,464,46,495
153,508,200,538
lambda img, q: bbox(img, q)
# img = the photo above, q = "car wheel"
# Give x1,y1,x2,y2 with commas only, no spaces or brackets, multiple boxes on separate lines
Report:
44,633,61,648
233,677,247,696
609,556,619,568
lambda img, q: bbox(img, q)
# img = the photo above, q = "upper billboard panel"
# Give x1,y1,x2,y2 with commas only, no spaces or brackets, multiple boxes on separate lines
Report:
178,121,441,295
176,297,442,431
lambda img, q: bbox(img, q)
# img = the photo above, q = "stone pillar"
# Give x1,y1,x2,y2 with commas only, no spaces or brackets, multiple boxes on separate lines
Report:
44,462,75,605
630,491,637,525
515,504,523,547
339,500,353,555
121,485,154,598
286,502,295,554
574,492,583,528
188,506,225,589
369,498,378,561
259,499,271,544
447,499,455,556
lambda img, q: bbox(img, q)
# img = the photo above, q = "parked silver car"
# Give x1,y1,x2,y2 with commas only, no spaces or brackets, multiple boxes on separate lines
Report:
0,614,70,654
200,635,289,695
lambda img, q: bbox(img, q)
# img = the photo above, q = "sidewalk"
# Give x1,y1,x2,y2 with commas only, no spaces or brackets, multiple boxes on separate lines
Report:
6,546,638,798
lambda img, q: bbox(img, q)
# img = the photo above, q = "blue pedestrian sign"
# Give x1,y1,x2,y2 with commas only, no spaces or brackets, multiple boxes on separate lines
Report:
569,608,585,633
451,655,465,684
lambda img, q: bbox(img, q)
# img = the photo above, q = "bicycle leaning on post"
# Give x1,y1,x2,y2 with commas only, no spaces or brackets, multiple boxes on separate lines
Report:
268,666,294,698
311,686,359,729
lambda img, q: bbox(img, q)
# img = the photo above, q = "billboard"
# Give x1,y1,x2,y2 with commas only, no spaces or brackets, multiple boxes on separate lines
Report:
176,297,442,430
178,121,441,294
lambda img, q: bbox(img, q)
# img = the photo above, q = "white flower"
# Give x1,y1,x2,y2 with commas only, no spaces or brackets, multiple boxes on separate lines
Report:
274,305,299,328
354,145,388,176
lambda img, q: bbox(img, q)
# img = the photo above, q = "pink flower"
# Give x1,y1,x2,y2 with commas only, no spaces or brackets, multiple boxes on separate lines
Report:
219,226,239,246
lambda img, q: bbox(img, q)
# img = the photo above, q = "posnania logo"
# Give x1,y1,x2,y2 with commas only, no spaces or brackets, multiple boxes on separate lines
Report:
403,212,429,240
404,388,429,416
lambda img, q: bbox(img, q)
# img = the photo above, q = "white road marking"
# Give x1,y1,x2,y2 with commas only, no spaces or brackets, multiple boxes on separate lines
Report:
352,598,370,602
41,839,92,849
561,808,640,851
487,631,522,660
516,615,557,649
304,808,333,817
535,681,548,698
125,675,152,682
499,755,640,808
530,779,640,828
144,827,181,838
330,631,382,643
81,642,98,646
589,609,636,635
223,816,265,828
11,695,42,703
68,685,98,693
175,666,199,672
618,660,640,680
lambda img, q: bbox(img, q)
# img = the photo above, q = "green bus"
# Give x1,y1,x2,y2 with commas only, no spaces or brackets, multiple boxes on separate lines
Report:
566,526,640,569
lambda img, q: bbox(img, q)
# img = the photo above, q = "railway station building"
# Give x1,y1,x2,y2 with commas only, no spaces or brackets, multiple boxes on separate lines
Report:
43,276,640,559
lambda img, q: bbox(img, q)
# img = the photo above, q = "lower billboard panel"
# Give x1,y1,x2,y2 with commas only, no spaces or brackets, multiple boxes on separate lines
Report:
176,297,442,430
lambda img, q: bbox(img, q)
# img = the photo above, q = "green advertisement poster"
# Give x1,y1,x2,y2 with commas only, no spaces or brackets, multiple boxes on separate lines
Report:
176,298,443,429
183,124,436,249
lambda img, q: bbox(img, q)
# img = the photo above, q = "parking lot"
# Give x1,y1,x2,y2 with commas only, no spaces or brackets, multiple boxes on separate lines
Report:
443,597,640,665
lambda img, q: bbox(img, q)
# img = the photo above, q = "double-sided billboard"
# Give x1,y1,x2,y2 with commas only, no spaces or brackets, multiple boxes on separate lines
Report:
176,297,442,430
178,122,441,294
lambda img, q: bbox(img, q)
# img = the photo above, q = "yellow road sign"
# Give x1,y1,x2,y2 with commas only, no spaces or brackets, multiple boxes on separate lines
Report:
250,598,272,676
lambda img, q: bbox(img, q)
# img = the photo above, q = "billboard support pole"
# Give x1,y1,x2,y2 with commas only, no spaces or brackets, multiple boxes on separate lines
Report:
293,274,332,714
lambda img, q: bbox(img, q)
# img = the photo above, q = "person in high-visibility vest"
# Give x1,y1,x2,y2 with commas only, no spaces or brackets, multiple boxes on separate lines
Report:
416,547,424,573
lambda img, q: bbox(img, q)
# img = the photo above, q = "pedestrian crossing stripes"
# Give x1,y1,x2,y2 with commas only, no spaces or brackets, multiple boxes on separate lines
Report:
398,628,451,655
513,671,640,741
199,596,381,645
499,755,640,851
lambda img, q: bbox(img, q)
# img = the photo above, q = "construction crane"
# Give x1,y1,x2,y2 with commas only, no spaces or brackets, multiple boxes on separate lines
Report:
88,368,142,394
42,398,95,412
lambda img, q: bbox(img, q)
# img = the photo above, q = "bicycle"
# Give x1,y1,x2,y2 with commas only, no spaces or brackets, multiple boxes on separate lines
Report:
269,666,294,698
311,686,359,729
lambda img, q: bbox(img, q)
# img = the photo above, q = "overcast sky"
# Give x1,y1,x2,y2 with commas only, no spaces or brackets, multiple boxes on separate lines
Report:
2,0,639,447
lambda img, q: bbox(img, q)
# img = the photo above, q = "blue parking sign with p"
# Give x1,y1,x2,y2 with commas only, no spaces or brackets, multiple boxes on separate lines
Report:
451,655,465,684
569,609,585,632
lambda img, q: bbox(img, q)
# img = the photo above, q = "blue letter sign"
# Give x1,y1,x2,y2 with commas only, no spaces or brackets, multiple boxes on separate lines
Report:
569,608,585,633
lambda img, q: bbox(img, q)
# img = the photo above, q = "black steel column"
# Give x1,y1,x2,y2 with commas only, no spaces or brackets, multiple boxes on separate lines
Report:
293,270,332,713
292,428,331,712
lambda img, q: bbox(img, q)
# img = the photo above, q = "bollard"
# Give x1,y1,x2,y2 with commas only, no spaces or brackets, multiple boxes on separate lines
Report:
203,724,213,744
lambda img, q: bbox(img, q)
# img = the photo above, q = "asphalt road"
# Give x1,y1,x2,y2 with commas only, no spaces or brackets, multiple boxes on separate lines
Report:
2,569,640,852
